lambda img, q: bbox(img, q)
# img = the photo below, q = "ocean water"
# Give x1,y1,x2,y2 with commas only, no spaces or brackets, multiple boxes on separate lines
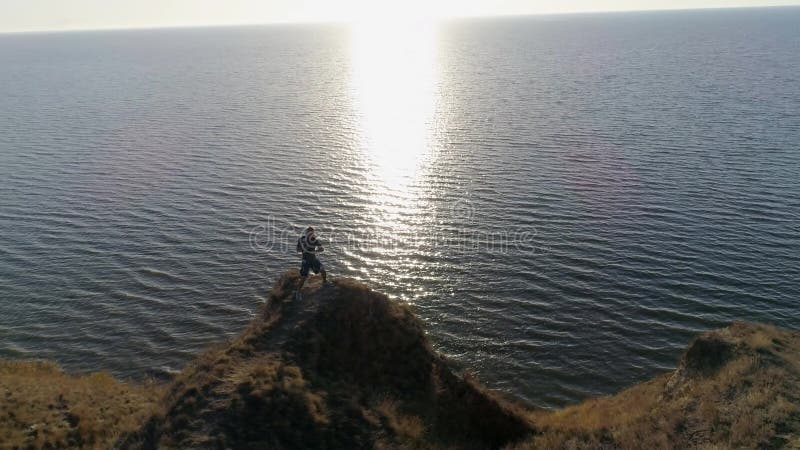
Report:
1,7,798,408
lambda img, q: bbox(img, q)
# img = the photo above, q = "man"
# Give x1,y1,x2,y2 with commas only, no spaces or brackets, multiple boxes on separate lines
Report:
295,226,327,300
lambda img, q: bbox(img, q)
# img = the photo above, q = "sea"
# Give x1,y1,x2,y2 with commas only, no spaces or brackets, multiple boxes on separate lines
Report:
1,7,798,408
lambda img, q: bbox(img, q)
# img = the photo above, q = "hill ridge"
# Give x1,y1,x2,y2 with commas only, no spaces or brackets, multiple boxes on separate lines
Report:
1,271,798,449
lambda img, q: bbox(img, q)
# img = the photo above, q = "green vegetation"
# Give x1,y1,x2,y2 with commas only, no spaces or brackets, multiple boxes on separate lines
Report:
2,272,798,449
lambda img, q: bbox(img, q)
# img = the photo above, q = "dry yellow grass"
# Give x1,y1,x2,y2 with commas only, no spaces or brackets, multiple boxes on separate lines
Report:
120,271,531,449
375,397,427,440
3,274,798,450
0,360,161,449
510,322,800,450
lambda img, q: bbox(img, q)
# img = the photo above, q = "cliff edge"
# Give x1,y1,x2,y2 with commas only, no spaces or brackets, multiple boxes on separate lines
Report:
121,270,532,449
1,272,798,449
517,321,800,449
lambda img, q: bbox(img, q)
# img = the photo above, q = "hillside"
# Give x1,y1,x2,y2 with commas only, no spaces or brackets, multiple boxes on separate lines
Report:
515,321,800,449
0,360,160,448
1,271,798,449
120,270,531,449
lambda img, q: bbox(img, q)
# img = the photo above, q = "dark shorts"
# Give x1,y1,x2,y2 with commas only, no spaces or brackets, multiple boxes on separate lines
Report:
300,255,323,277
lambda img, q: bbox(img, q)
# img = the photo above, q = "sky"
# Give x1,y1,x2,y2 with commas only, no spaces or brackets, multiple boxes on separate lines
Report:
1,0,799,33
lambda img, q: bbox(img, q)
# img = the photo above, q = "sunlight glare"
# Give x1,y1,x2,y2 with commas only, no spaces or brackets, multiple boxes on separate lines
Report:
349,20,440,195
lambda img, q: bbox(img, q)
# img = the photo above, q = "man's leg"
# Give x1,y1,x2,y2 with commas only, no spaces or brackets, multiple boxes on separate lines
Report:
296,259,309,300
311,257,327,283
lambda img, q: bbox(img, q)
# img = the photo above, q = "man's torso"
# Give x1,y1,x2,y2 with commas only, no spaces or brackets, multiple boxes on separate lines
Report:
298,235,321,260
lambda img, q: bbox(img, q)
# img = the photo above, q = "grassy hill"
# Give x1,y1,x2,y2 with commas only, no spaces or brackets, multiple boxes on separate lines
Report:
515,321,800,449
1,271,798,449
0,360,159,448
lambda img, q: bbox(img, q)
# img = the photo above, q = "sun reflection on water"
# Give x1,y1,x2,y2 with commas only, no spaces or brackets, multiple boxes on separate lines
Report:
349,21,441,204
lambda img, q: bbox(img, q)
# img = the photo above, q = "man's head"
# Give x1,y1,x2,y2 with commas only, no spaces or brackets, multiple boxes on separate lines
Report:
305,226,315,238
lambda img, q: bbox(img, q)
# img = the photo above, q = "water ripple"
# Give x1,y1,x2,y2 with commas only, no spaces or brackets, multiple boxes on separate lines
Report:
1,10,800,408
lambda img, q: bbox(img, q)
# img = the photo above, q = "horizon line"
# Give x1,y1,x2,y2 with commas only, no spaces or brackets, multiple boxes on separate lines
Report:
1,3,798,35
